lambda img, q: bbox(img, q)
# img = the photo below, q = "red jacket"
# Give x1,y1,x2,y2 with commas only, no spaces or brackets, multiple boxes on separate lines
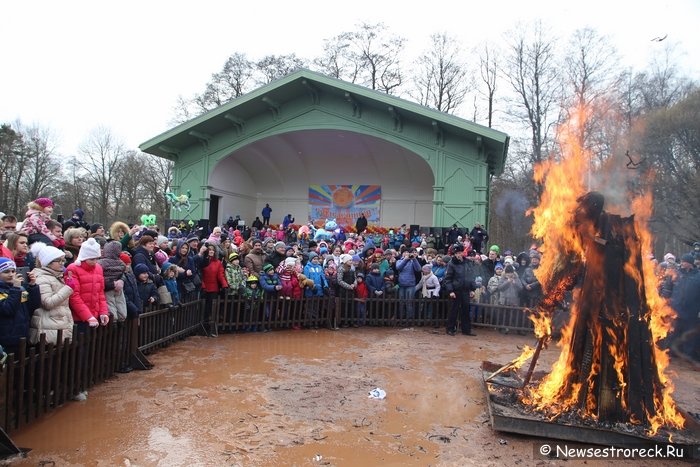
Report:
67,261,109,322
200,258,228,293
355,281,369,300
279,272,302,299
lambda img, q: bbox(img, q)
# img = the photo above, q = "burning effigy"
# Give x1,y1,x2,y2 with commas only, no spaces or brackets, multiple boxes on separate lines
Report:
483,108,699,445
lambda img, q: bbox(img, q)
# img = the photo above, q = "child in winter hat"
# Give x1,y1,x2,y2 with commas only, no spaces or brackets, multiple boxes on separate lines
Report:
0,257,17,274
21,197,58,242
75,237,102,265
30,242,65,267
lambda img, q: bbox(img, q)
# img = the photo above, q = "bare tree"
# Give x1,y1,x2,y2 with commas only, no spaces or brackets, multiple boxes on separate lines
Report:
0,124,23,213
313,33,360,82
633,43,695,112
636,89,700,247
564,31,619,134
141,152,174,225
351,22,406,93
255,54,307,85
112,151,150,222
314,23,406,94
412,32,470,114
502,21,563,170
76,128,126,224
478,43,499,128
171,52,257,123
16,124,63,202
190,53,257,114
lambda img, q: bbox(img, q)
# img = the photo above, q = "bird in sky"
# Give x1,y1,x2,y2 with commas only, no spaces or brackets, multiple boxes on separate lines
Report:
651,34,668,42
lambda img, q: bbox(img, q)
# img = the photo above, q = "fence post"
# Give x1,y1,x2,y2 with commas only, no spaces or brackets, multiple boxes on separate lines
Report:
129,318,153,370
332,297,341,330
0,359,21,458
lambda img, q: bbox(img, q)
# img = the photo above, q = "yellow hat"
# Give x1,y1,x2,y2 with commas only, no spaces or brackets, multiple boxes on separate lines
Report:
246,275,258,283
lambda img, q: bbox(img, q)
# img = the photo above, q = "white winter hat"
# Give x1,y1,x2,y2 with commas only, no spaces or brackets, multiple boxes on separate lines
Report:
339,254,353,264
76,237,101,264
31,242,64,267
284,257,296,268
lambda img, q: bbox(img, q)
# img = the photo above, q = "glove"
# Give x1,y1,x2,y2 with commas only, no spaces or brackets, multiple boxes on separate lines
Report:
87,317,99,328
99,314,110,326
64,274,77,289
114,279,124,292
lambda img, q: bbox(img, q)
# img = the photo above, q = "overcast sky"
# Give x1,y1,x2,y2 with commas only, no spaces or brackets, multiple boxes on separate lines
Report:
2,0,698,157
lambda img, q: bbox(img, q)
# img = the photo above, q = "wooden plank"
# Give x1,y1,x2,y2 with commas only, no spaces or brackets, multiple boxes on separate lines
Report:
16,344,26,430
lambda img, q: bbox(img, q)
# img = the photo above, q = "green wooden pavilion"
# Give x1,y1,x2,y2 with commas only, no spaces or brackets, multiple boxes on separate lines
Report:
140,69,509,230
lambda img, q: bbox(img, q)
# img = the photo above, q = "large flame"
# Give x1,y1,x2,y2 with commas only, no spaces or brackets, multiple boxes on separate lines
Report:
518,105,684,436
629,194,685,435
522,107,590,413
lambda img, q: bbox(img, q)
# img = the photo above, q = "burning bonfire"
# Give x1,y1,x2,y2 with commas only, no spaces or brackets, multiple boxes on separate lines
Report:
484,108,694,442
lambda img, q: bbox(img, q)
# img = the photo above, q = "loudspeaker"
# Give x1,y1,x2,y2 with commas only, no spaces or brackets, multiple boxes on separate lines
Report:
197,219,209,237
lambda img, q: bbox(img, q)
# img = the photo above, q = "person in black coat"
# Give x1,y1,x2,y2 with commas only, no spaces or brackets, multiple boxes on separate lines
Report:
670,254,700,361
469,223,489,254
355,213,368,234
446,225,462,246
443,245,477,336
132,235,163,287
122,264,143,319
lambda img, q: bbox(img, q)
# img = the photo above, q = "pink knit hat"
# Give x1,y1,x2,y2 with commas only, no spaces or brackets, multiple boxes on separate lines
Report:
34,198,54,208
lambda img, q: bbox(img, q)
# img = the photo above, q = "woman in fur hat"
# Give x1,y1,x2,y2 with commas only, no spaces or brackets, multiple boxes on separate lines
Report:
109,221,139,252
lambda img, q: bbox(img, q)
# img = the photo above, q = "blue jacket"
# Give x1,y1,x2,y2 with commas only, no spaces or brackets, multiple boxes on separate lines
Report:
396,257,421,287
432,264,447,283
365,271,385,295
260,273,281,296
164,277,180,305
303,263,328,297
0,281,41,351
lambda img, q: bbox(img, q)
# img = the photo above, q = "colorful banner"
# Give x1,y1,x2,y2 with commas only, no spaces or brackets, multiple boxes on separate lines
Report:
309,185,381,225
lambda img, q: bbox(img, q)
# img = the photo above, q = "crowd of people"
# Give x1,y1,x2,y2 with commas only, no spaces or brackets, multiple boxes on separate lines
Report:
0,197,698,385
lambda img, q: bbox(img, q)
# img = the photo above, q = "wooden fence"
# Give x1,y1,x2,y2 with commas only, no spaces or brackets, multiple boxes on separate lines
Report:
213,295,536,333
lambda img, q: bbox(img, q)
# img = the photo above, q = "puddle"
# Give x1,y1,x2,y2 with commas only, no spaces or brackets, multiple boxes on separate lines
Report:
9,327,699,466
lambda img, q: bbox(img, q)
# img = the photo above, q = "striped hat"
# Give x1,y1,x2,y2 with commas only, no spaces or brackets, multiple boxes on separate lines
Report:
0,257,17,273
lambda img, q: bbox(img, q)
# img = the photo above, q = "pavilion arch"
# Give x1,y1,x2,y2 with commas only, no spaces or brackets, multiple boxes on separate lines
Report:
208,128,436,227
140,69,509,230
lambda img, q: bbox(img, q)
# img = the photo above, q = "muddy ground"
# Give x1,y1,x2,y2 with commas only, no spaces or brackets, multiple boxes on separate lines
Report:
7,326,700,466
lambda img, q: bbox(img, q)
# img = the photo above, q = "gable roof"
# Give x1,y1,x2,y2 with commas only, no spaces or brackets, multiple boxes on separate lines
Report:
140,69,509,174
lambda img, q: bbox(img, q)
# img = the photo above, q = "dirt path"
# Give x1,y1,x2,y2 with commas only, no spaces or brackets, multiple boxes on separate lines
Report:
8,327,700,466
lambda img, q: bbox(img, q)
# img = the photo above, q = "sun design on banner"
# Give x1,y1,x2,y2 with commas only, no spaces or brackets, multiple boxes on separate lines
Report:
309,185,381,225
